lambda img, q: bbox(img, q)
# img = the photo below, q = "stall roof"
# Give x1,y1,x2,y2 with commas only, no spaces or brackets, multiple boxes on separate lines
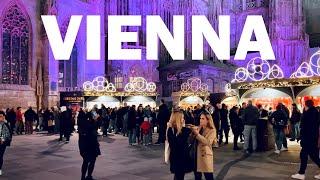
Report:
232,77,320,90
84,91,158,97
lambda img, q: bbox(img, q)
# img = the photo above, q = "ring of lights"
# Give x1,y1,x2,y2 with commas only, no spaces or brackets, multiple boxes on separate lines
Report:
181,77,208,93
291,50,320,78
124,77,157,93
233,57,284,82
246,57,270,81
83,76,117,92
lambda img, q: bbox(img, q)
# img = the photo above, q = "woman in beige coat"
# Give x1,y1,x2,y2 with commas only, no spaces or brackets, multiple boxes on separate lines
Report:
191,111,217,180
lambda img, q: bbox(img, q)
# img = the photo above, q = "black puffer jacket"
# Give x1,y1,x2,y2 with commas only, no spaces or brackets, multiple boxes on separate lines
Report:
269,110,288,129
300,107,320,148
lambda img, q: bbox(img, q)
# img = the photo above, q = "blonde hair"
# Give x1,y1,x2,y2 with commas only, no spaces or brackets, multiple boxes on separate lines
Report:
169,111,184,135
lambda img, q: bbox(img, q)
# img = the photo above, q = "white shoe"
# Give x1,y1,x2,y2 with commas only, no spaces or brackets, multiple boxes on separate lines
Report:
291,173,305,180
314,174,320,179
281,147,288,151
274,150,280,154
0,169,2,176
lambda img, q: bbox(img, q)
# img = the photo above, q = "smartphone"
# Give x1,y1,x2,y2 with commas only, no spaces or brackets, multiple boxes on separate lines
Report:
185,124,195,128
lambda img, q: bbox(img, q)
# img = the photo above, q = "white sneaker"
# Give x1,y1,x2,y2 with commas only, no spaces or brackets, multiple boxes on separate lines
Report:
281,147,288,151
274,150,280,154
0,169,2,176
291,173,305,180
314,174,320,179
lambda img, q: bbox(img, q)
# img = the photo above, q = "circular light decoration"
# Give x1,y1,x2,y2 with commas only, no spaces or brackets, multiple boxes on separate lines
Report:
124,77,157,93
234,67,248,82
295,62,313,78
187,77,201,92
83,76,118,92
181,83,189,92
225,83,232,92
105,83,116,92
147,82,157,92
124,83,135,92
309,50,320,76
268,65,284,79
132,77,148,92
246,57,270,81
83,81,93,91
200,83,208,92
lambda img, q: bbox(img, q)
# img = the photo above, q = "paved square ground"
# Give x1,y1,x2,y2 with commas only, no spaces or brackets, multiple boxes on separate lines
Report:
1,133,318,180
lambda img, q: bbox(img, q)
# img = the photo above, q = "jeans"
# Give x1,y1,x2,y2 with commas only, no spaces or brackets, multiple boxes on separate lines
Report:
194,172,214,180
273,128,285,150
219,127,229,144
122,118,128,136
243,125,257,151
25,121,33,134
291,122,300,140
108,119,115,133
16,121,24,134
142,133,151,145
128,128,136,144
0,145,7,169
299,145,320,174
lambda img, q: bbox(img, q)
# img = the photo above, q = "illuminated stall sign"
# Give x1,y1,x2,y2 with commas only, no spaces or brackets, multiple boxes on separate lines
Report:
60,91,84,107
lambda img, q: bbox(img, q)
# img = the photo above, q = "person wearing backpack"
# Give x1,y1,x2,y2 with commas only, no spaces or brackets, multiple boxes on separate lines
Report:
0,111,12,176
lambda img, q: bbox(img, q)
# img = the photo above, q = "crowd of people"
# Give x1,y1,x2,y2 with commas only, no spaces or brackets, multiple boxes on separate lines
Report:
0,98,320,180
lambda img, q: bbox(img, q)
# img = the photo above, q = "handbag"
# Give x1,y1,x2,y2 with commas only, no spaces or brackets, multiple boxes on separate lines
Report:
283,125,290,136
48,120,53,127
164,140,170,164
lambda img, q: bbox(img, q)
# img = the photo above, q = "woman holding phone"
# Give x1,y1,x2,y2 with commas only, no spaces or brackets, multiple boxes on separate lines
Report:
190,111,217,180
167,109,192,180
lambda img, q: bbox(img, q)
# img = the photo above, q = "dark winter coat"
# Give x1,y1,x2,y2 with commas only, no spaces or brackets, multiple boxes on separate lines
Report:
127,108,137,130
78,118,101,161
243,105,259,126
290,109,301,124
157,104,170,125
24,108,37,122
60,109,73,133
269,110,288,129
300,106,320,148
167,127,192,174
220,108,229,129
229,110,243,133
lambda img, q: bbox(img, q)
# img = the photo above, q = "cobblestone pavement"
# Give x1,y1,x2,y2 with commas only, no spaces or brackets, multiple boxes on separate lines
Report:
1,133,319,180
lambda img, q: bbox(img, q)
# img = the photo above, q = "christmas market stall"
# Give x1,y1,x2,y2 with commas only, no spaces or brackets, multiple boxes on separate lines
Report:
82,76,158,108
172,77,210,109
228,50,320,110
122,77,158,107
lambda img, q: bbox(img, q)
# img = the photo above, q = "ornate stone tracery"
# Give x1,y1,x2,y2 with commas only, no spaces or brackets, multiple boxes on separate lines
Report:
1,3,31,85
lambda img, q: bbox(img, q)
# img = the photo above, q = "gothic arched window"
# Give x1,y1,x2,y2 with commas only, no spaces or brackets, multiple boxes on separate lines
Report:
58,19,78,89
1,4,31,85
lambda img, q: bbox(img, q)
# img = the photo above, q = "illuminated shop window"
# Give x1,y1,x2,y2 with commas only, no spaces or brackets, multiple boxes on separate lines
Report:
114,76,123,89
1,4,30,85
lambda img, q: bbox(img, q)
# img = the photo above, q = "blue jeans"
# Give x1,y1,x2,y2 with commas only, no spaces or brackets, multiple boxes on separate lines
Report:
273,128,285,150
128,128,136,144
243,125,257,151
291,122,300,140
142,133,151,145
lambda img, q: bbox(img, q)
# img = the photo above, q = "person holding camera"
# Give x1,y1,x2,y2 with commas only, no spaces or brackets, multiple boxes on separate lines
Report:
190,111,217,180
